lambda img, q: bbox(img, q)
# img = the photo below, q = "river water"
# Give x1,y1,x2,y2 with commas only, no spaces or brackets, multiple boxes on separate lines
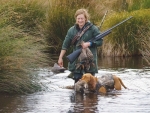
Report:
0,56,150,113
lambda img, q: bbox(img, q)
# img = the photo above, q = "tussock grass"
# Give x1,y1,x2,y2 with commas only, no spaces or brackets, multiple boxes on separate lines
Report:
0,0,52,94
0,71,41,94
0,0,45,35
127,0,150,12
101,9,150,57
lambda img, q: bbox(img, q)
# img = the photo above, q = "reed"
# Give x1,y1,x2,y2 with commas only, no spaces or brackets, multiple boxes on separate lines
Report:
0,71,41,94
101,9,150,57
0,0,51,94
127,0,150,12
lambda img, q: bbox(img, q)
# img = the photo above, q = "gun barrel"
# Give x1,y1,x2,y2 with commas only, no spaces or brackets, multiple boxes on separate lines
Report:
109,16,133,31
66,16,133,63
89,30,111,42
89,16,133,42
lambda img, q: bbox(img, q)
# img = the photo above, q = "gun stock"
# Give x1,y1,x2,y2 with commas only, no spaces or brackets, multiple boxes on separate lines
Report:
66,16,133,63
66,48,82,63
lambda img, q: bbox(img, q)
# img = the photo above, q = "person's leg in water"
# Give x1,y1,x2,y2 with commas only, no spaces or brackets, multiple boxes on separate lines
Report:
90,72,95,76
73,73,83,83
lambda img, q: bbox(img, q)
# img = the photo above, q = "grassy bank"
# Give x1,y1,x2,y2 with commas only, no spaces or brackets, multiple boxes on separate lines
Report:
101,9,150,57
0,0,53,94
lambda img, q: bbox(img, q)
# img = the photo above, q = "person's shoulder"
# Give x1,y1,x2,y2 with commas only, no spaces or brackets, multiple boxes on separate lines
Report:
66,25,76,35
87,21,98,30
68,25,76,31
90,24,99,32
91,24,99,29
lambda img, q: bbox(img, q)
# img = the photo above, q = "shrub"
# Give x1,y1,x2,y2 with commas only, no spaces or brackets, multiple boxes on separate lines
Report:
0,0,50,94
0,0,46,35
127,0,150,12
101,9,150,57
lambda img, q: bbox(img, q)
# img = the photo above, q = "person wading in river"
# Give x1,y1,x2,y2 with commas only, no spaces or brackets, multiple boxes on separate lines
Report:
58,8,103,83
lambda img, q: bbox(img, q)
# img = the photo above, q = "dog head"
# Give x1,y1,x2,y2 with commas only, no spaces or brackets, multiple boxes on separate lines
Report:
75,80,88,93
81,73,93,82
81,73,97,91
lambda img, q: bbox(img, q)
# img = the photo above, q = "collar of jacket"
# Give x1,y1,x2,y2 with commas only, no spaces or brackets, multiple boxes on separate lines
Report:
75,21,92,31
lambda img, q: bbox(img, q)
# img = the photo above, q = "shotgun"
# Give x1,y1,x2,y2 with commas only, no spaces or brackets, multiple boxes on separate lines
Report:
66,16,133,63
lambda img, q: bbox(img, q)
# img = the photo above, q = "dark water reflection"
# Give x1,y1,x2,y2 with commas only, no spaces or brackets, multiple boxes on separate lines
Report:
98,56,146,69
0,94,28,113
0,56,150,113
69,92,99,113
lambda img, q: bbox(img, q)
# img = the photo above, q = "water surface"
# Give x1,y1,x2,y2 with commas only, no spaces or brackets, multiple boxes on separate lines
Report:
0,57,150,113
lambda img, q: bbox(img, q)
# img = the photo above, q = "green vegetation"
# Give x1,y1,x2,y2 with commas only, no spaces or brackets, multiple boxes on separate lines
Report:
0,0,52,94
101,9,150,57
0,0,150,94
127,0,150,11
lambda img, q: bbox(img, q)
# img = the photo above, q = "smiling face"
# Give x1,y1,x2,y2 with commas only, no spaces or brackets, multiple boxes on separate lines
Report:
76,14,86,29
74,9,90,29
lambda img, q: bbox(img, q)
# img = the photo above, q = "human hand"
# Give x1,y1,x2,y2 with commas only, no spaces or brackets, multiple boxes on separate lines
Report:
58,58,63,67
81,42,90,49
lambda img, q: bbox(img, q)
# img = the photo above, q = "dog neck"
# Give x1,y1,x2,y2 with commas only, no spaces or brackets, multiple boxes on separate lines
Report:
88,76,98,91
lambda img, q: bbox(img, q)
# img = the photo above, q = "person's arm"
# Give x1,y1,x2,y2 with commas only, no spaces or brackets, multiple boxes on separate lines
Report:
58,49,66,67
58,27,74,67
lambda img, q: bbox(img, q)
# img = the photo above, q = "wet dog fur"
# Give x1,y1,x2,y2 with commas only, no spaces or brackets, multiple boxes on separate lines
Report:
75,73,127,94
74,80,89,93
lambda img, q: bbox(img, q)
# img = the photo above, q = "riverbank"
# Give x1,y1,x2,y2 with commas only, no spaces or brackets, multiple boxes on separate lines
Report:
0,0,53,94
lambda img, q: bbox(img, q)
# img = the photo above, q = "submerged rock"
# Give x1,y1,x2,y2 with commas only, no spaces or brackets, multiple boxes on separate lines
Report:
51,63,66,73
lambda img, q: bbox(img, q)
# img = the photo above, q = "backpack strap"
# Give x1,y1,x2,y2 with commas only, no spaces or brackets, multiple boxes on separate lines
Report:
71,23,93,45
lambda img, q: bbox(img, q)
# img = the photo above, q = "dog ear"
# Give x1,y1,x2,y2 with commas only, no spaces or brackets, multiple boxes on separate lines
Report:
86,75,96,91
81,75,85,80
81,74,89,82
99,86,107,94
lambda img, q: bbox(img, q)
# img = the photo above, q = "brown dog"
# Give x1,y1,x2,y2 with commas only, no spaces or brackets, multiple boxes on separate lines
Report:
75,73,127,94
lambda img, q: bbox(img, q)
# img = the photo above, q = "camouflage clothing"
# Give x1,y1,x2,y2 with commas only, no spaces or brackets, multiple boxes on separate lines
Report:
96,74,115,90
62,21,103,74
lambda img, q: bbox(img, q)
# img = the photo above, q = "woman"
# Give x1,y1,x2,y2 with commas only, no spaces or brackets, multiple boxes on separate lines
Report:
58,8,103,83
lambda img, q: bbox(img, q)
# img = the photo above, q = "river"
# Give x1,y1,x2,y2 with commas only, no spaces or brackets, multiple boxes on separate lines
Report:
0,56,150,113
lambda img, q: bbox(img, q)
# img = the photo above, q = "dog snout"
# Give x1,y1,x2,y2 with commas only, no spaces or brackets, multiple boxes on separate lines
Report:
79,87,84,93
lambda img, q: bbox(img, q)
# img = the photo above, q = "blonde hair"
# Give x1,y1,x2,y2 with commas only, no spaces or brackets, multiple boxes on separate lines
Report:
74,8,90,23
